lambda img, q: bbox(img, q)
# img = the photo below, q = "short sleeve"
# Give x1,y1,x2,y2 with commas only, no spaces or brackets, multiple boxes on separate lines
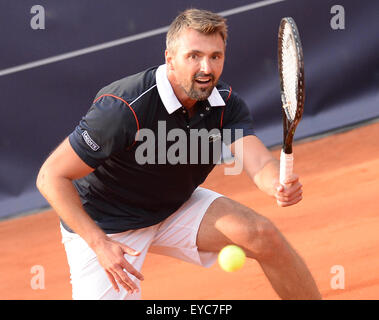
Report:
69,95,138,168
221,93,255,145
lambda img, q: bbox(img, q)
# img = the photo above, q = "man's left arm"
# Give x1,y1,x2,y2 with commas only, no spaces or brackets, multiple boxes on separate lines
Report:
230,135,303,207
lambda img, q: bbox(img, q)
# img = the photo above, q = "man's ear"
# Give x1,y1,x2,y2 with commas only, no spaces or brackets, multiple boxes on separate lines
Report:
165,50,174,70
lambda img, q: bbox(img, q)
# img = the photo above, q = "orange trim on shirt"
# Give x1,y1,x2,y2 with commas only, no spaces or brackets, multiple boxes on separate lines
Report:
226,86,232,102
220,86,232,128
93,94,140,149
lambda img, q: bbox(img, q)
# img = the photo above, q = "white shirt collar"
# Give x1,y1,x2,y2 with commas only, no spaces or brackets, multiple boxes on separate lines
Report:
155,64,226,114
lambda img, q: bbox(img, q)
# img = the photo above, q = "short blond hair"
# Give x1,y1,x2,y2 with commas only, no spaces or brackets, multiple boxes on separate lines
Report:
166,8,228,53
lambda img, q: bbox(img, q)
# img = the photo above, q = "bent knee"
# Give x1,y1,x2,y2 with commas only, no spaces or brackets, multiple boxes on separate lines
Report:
244,217,286,262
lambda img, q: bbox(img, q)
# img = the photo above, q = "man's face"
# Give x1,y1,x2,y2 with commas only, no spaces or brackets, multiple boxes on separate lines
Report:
166,28,225,104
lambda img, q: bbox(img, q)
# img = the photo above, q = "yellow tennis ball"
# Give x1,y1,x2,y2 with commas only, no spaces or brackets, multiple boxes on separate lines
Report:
218,245,246,272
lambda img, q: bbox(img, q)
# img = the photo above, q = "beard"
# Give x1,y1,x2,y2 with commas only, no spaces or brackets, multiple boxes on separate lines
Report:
181,72,217,101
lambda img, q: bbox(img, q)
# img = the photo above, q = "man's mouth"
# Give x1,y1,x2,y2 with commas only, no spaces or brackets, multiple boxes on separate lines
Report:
195,79,211,85
194,76,213,85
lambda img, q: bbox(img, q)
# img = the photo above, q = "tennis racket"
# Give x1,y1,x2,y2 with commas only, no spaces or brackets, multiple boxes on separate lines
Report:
278,17,305,186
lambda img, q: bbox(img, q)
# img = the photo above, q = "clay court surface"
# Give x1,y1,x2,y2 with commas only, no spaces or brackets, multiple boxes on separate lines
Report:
1,121,378,300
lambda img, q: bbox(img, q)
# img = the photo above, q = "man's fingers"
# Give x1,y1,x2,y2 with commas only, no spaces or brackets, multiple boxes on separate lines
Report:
275,176,303,206
119,245,144,280
276,191,303,207
96,239,143,294
276,198,302,207
122,244,141,256
277,178,302,195
105,270,120,292
276,188,303,203
283,173,299,185
120,259,145,281
111,266,139,294
278,174,300,192
277,192,302,204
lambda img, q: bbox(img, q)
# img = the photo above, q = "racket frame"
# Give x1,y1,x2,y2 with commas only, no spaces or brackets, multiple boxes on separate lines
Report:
278,17,305,184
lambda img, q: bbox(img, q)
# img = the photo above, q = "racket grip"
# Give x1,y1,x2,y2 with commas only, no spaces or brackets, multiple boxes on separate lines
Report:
280,149,294,185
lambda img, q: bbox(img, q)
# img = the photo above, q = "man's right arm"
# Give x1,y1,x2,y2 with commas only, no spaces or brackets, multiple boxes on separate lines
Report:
36,137,105,245
36,137,144,293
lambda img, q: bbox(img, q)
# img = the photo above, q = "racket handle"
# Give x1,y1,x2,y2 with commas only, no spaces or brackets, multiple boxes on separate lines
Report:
280,149,294,185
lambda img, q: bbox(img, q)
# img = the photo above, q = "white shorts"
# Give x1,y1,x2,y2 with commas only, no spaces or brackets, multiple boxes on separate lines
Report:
61,187,223,300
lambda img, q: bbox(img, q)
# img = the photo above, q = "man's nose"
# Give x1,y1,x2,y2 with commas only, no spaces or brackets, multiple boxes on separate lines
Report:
200,57,212,74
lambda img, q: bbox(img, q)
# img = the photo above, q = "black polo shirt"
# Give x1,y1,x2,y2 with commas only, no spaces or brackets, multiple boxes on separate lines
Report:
63,64,255,233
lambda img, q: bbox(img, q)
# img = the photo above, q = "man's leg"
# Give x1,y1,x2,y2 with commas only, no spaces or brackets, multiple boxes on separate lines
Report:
197,197,322,300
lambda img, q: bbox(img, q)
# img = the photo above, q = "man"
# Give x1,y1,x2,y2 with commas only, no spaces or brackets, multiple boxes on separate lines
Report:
36,8,321,300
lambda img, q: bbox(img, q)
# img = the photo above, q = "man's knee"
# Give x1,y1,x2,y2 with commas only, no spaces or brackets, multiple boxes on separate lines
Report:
243,216,286,262
198,197,287,260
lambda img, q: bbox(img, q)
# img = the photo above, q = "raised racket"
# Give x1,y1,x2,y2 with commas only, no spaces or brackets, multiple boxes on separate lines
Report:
278,17,305,186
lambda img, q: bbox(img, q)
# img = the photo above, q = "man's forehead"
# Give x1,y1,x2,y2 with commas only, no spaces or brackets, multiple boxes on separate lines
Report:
176,28,225,52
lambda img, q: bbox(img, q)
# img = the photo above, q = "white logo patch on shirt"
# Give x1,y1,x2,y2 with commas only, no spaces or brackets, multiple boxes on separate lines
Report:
82,130,100,151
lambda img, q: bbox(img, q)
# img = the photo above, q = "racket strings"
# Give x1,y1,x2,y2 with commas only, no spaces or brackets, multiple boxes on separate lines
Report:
281,23,299,122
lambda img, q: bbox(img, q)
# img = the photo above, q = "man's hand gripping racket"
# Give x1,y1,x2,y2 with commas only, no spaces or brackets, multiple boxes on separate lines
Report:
277,17,305,206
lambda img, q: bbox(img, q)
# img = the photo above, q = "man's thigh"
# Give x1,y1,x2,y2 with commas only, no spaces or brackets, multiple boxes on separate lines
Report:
196,197,271,257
